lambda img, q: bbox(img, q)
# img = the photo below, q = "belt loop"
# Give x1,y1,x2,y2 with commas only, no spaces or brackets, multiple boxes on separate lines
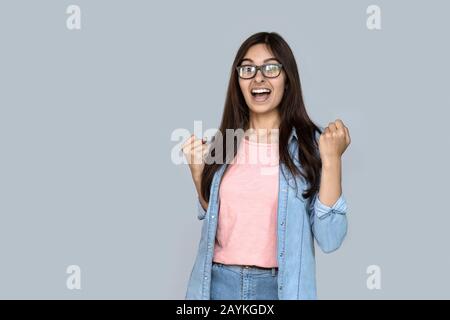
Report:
271,268,276,276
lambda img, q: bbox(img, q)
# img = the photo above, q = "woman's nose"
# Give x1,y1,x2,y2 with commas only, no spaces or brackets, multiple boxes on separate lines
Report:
254,69,265,82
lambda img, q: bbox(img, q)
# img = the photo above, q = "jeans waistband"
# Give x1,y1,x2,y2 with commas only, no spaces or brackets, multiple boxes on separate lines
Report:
213,262,278,276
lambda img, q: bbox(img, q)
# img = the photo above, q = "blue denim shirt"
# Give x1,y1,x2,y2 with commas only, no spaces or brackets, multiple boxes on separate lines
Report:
185,127,348,300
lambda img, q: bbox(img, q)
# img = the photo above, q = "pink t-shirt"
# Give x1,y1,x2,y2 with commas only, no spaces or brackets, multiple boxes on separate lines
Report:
213,136,279,268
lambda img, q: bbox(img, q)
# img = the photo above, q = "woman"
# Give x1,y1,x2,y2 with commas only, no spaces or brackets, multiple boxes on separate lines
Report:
182,32,351,300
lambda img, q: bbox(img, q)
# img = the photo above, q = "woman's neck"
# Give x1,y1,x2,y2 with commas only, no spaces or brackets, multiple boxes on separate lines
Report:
246,110,280,144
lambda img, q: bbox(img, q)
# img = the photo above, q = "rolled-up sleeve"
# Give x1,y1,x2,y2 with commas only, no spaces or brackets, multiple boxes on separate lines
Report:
197,197,207,220
309,192,348,253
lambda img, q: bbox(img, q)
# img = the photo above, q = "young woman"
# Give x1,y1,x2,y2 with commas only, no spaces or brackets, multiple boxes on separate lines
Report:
182,32,351,300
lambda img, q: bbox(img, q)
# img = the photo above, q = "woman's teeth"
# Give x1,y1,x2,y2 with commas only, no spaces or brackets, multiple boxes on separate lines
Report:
251,88,271,102
251,88,271,95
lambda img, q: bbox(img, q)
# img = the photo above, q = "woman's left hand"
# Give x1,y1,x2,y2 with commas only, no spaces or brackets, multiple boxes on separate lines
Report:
318,119,351,162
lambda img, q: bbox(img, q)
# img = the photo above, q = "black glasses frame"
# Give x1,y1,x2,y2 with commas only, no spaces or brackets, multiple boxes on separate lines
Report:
236,63,283,79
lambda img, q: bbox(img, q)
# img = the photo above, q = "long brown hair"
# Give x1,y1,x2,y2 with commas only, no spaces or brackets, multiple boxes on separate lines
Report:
201,32,322,202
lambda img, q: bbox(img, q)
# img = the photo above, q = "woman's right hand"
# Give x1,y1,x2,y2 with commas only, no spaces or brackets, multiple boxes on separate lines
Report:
181,134,209,181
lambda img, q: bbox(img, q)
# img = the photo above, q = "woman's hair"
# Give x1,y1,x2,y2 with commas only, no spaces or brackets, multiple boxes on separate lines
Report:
201,32,322,202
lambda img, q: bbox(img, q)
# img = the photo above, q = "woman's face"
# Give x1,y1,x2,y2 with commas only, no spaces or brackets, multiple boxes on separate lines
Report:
238,43,286,115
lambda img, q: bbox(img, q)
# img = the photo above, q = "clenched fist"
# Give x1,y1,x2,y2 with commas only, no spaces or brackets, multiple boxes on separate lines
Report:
181,134,210,181
318,119,351,162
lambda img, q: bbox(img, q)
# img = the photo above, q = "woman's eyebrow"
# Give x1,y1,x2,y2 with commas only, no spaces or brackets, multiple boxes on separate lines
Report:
241,57,279,63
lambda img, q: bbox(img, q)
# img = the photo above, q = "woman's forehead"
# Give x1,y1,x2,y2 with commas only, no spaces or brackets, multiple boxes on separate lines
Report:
242,44,278,63
241,57,279,63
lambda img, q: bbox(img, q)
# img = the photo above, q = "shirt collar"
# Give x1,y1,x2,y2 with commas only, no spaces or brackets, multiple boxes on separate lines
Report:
288,127,298,144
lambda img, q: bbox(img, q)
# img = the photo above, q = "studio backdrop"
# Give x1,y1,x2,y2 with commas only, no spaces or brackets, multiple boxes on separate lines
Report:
0,0,449,299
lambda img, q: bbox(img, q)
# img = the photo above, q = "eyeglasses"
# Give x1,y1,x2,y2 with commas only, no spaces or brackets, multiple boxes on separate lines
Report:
236,63,283,79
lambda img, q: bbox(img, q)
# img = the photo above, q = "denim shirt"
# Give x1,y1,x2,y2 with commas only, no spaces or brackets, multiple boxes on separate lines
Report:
185,127,348,300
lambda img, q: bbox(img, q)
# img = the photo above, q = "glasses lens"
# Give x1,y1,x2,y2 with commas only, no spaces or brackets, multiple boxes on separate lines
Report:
263,64,281,78
238,65,256,79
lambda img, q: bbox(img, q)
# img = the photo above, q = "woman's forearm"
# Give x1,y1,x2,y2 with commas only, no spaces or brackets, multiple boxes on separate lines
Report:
318,157,342,207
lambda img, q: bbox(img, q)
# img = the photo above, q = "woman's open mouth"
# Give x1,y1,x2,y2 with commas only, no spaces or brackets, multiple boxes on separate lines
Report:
251,88,271,103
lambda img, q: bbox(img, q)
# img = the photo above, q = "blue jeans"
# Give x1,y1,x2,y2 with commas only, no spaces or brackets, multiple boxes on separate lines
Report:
210,262,279,300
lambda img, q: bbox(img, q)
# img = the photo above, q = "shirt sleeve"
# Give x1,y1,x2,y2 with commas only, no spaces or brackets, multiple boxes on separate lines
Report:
197,197,207,220
313,193,347,219
309,192,348,253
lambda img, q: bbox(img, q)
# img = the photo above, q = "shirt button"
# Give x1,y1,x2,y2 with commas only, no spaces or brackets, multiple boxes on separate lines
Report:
279,285,283,290
211,215,215,219
280,253,283,257
204,276,208,280
280,221,284,226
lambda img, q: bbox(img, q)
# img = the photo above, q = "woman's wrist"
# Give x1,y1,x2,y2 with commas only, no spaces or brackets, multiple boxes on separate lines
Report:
321,156,341,169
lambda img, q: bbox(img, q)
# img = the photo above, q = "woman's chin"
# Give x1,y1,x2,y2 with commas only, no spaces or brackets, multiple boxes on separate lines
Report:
248,103,276,114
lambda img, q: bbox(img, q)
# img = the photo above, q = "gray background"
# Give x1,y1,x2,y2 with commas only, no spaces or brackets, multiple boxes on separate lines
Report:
0,0,449,299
